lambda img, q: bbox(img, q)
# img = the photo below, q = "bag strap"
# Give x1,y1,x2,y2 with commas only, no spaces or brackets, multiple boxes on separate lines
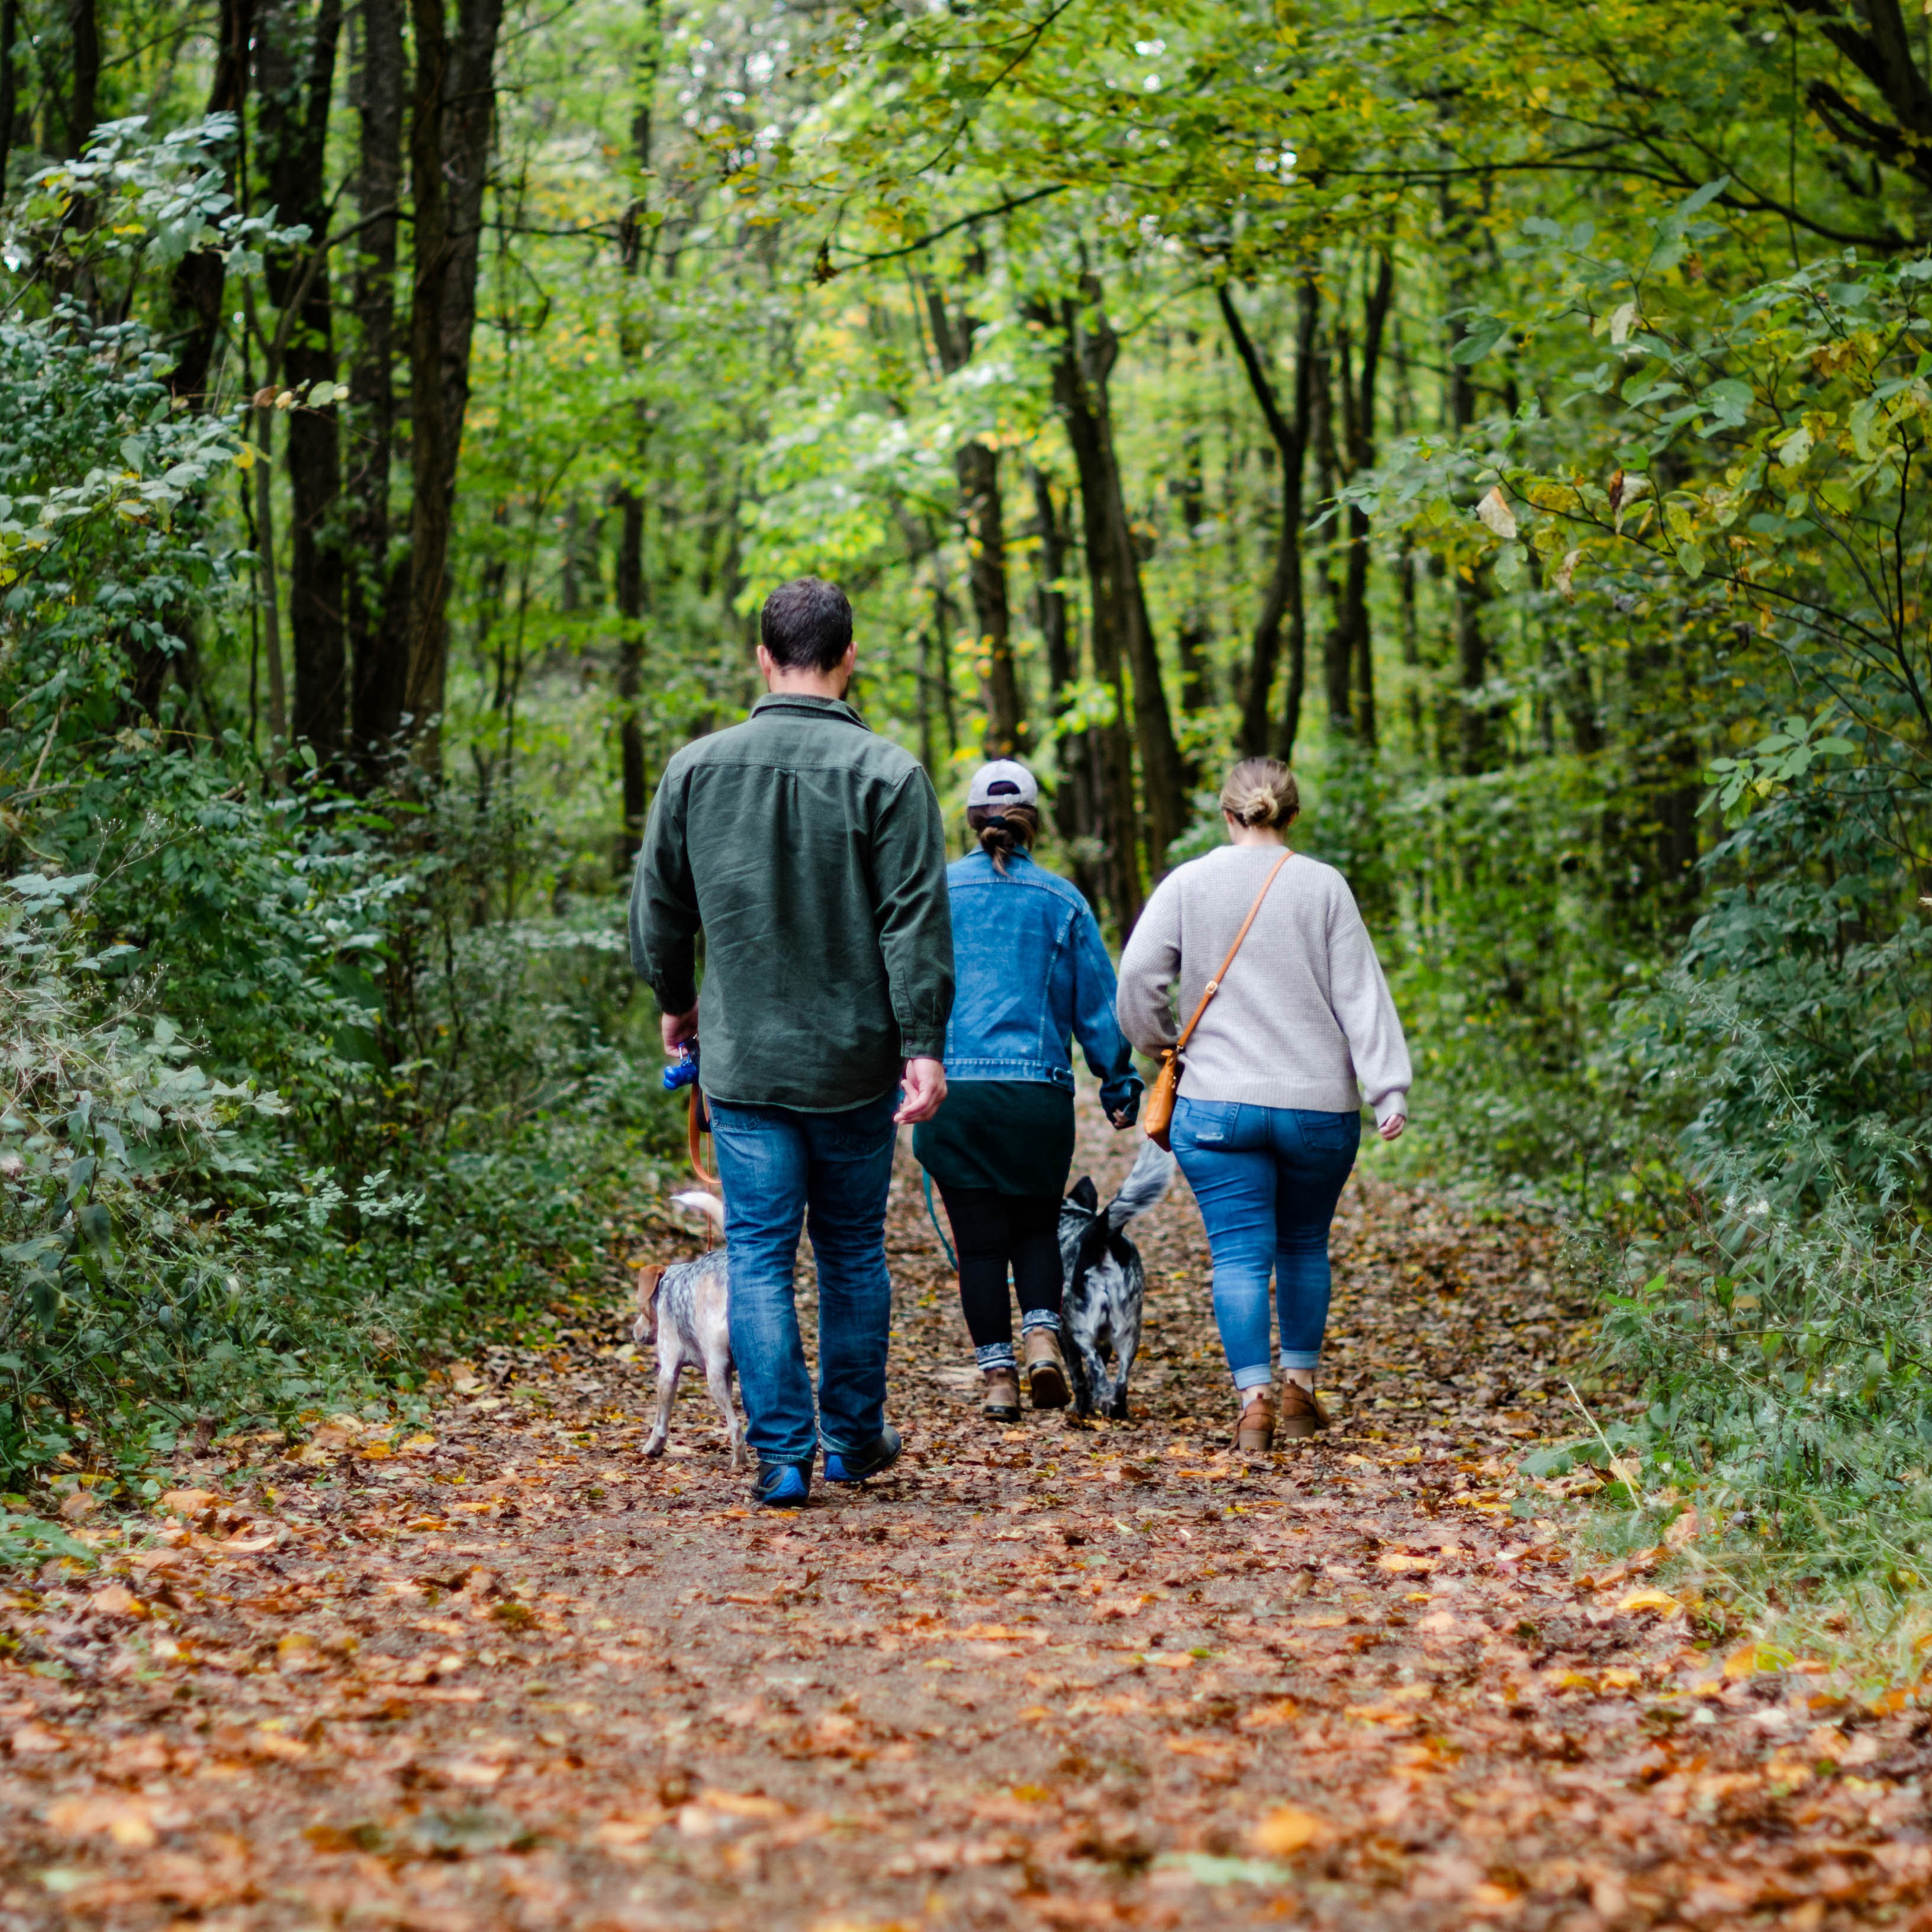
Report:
1173,851,1292,1054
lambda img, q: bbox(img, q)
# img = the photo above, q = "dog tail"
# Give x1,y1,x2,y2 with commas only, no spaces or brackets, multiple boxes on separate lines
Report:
670,1189,726,1235
1105,1140,1175,1231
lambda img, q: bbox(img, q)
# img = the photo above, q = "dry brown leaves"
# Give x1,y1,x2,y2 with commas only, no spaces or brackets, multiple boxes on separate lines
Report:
0,1122,1927,1930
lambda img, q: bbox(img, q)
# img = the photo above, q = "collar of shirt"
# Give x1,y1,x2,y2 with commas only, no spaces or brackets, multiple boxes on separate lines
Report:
749,693,869,729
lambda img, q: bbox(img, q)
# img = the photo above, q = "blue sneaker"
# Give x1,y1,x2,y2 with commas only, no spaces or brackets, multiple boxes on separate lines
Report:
754,1461,812,1507
823,1424,902,1485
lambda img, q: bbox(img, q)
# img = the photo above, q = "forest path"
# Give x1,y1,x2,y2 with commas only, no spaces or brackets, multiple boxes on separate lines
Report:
1,1118,1928,1931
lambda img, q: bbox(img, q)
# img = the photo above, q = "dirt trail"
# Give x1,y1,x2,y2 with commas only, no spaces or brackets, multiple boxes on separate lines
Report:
1,1118,1929,1931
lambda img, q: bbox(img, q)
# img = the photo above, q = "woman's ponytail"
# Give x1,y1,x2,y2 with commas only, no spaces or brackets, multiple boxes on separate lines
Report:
966,802,1041,873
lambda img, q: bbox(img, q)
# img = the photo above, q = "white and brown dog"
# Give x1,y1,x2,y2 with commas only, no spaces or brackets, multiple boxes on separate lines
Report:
633,1190,743,1468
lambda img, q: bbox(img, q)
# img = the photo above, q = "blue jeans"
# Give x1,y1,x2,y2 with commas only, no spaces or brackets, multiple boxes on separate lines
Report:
708,1091,899,1467
1169,1097,1360,1391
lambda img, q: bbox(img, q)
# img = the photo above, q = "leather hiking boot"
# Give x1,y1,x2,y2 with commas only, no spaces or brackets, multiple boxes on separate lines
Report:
1279,1382,1332,1440
1235,1390,1275,1452
982,1368,1021,1421
1023,1329,1071,1410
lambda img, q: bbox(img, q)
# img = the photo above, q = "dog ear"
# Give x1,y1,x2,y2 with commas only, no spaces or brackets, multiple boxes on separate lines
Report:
1068,1176,1100,1213
635,1264,665,1328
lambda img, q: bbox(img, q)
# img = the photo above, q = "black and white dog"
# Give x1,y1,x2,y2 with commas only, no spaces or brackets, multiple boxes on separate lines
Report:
633,1190,745,1468
1058,1141,1175,1419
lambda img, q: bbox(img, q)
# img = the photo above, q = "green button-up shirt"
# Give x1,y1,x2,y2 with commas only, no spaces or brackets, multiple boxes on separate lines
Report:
629,693,954,1112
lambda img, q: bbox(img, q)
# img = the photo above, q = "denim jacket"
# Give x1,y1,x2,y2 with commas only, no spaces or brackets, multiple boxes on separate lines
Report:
942,849,1143,1117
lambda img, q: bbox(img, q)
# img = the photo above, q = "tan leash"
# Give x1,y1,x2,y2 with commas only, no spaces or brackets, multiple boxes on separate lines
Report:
687,1085,719,1244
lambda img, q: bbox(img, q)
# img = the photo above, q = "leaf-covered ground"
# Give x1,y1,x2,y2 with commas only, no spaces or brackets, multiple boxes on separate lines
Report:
1,1123,1928,1931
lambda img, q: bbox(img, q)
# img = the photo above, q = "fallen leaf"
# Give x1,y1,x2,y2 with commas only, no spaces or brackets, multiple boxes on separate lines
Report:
89,1583,145,1619
1252,1805,1326,1856
45,1795,156,1849
1616,1589,1679,1615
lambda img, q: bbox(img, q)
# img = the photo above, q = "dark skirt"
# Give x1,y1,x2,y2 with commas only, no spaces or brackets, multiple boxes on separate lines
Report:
912,1080,1076,1198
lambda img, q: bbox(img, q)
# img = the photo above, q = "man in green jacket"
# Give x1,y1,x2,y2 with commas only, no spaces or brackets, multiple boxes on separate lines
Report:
631,577,952,1506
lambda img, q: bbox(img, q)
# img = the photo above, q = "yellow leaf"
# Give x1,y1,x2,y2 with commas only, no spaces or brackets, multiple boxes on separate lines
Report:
1252,1805,1325,1856
1617,1589,1680,1615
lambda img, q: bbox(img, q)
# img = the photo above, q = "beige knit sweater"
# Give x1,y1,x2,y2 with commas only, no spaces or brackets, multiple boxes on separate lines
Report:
1115,846,1411,1125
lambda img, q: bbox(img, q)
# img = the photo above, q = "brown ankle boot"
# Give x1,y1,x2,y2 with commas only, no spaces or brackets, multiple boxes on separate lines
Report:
1235,1389,1275,1451
1023,1329,1070,1410
1279,1381,1332,1439
982,1368,1021,1421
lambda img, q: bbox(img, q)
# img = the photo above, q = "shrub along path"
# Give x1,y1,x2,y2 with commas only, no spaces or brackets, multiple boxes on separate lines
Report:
1,1118,1928,1930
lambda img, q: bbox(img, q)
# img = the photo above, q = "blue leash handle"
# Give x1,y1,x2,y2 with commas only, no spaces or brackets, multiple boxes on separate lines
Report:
921,1169,958,1272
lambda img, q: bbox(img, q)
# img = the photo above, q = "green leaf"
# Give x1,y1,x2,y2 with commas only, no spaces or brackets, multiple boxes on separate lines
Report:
1675,539,1705,579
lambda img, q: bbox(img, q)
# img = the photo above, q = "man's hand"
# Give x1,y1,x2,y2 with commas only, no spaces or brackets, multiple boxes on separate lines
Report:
661,1006,699,1055
1379,1113,1406,1143
895,1058,946,1125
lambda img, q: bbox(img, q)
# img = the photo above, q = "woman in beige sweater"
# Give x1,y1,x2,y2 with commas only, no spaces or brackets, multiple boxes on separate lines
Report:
1116,758,1411,1449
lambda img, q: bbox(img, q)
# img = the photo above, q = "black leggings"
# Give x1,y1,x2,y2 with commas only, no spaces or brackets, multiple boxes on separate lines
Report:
936,1184,1062,1363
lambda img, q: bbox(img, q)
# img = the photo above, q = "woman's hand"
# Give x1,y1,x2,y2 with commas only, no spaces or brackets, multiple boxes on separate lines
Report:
1109,1107,1135,1131
1379,1113,1406,1143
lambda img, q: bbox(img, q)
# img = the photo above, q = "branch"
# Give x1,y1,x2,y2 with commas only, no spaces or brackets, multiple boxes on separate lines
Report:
825,185,1067,272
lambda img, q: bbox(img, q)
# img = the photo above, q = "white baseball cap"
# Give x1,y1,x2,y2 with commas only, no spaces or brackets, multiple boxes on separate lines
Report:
967,759,1039,809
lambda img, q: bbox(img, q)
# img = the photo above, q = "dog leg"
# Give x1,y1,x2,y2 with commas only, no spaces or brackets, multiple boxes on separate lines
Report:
642,1349,682,1458
704,1355,745,1469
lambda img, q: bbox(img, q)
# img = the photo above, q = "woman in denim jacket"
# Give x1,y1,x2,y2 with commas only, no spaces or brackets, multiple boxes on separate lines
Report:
914,761,1143,1422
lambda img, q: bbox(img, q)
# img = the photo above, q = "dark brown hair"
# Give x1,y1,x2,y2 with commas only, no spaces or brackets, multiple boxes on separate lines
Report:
759,577,853,672
966,802,1040,872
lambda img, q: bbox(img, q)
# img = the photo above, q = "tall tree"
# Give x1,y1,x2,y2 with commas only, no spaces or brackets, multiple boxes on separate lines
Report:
58,0,98,156
1029,292,1142,926
1344,255,1394,748
1324,252,1395,749
0,0,20,194
166,0,253,402
613,0,659,868
346,0,406,764
925,270,1024,758
1219,279,1316,762
1031,465,1101,909
1040,279,1185,906
396,0,507,764
259,0,347,765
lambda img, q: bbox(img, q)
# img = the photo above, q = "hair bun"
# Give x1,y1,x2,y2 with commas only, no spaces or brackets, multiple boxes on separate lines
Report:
1219,756,1299,829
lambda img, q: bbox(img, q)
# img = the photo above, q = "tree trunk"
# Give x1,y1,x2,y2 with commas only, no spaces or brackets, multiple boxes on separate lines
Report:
1450,333,1490,775
925,278,1023,758
260,0,347,767
399,0,507,768
1341,253,1394,752
1031,465,1102,909
0,0,20,194
60,0,98,154
1029,292,1146,928
1171,411,1211,726
165,0,253,402
1309,318,1351,740
1444,195,1495,777
346,0,406,764
612,0,659,870
1218,279,1315,763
